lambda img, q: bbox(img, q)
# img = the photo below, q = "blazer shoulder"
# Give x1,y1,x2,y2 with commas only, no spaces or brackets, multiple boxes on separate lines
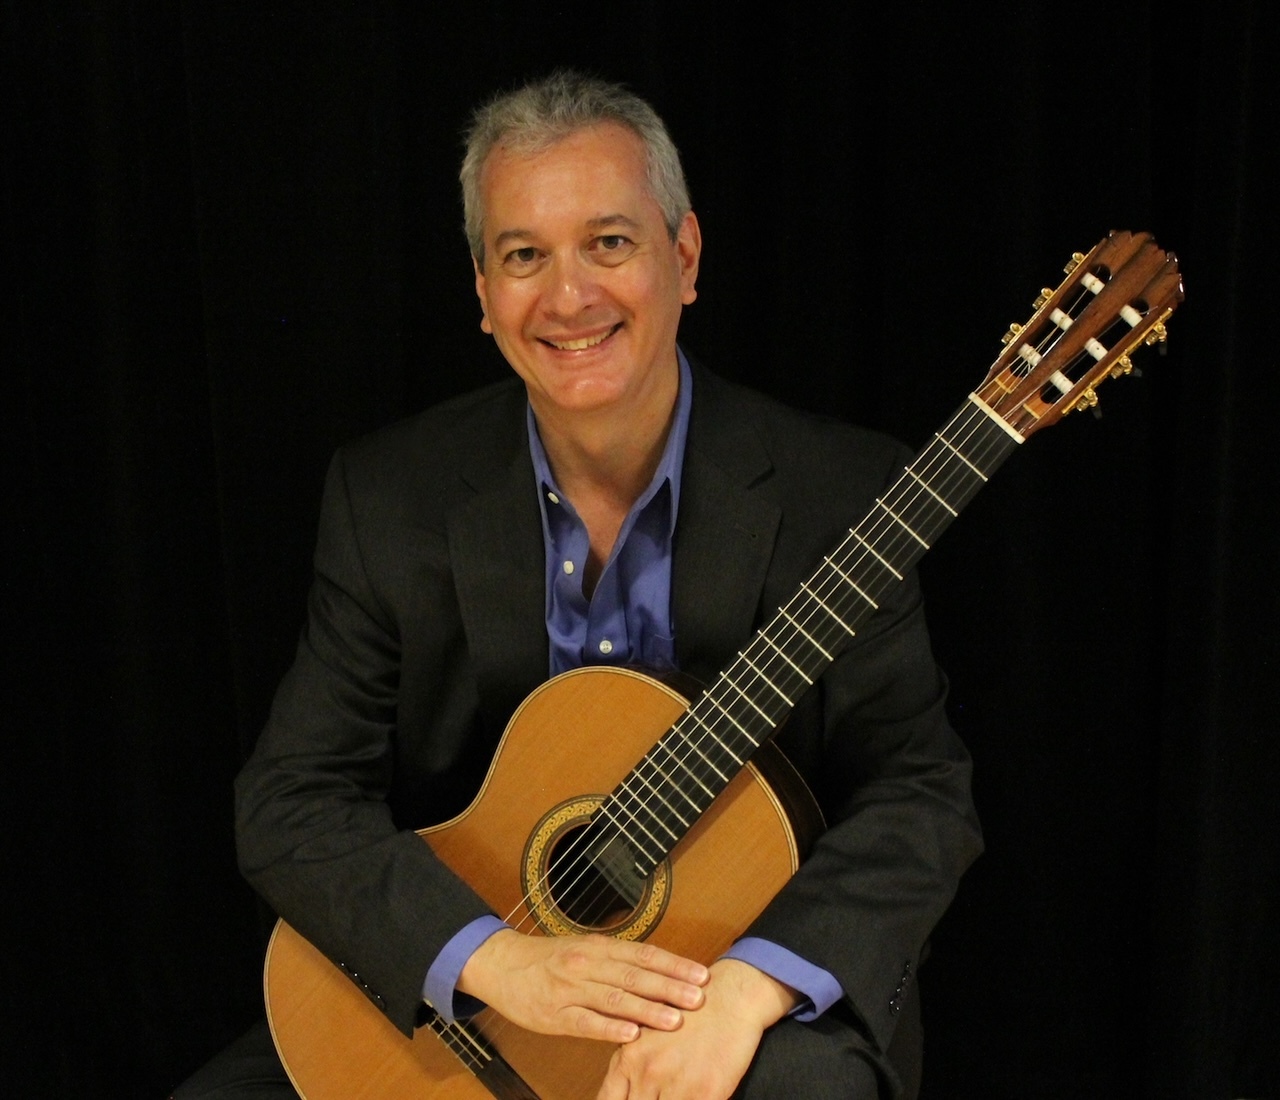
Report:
339,377,527,474
318,376,529,539
691,361,911,498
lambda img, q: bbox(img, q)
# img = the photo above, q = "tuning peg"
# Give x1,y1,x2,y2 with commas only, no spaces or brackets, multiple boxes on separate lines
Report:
1063,251,1086,275
1070,387,1099,415
1032,287,1054,310
1144,321,1169,346
1109,354,1134,379
1001,322,1024,346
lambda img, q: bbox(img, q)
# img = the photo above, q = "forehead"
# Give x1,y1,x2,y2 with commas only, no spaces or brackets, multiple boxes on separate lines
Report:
478,123,659,235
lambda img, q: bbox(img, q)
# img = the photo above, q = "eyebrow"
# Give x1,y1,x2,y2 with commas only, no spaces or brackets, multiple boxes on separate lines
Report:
586,214,642,232
492,228,535,252
491,214,644,253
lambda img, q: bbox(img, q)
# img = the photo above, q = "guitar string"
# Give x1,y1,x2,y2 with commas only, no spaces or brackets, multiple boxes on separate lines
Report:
484,354,1043,944
449,412,1002,1055
381,259,1162,1085
505,257,1116,937
484,280,1092,943
432,270,1110,1062
486,393,1018,939
566,251,1134,939
429,302,1095,1064
493,272,1109,937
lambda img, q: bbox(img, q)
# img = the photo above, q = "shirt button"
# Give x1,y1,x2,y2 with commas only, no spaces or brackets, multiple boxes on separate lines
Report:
598,639,614,655
562,560,574,575
547,491,560,505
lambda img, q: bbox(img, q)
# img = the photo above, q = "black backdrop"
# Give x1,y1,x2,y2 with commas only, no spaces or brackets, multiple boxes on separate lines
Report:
6,2,1278,1097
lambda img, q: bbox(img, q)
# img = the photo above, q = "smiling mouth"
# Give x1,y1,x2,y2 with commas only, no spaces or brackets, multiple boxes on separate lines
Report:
542,323,622,351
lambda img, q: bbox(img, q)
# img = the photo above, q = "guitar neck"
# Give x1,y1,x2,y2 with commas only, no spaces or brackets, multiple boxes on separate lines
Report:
591,228,1183,889
602,397,1021,876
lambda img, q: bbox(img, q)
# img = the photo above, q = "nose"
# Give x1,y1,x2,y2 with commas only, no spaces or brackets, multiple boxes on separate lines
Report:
543,250,599,320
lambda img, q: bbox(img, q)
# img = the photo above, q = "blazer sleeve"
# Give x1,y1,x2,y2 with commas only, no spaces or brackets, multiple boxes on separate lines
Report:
234,447,495,1036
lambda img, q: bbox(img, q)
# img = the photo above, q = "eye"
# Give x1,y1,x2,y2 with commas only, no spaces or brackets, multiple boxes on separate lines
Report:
501,246,543,275
591,234,636,266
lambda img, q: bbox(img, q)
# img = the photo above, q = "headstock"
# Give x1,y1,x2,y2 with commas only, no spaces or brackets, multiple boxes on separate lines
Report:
973,231,1184,440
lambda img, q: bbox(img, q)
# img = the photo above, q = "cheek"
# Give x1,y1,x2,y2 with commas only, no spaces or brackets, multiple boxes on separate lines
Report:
483,288,530,335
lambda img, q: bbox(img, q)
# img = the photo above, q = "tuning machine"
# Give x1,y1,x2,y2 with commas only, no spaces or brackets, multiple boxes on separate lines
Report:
1069,387,1100,415
1109,354,1135,380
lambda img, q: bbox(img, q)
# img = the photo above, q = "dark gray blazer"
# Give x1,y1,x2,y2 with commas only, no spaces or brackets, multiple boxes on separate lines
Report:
235,361,982,1060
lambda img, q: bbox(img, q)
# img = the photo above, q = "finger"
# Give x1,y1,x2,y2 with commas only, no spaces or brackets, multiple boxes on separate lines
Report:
612,938,710,986
569,1008,641,1045
595,1055,630,1100
599,958,706,1012
583,985,685,1032
555,938,706,1016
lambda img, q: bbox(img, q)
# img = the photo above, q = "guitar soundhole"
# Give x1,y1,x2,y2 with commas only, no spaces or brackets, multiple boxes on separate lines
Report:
546,823,640,932
522,796,671,940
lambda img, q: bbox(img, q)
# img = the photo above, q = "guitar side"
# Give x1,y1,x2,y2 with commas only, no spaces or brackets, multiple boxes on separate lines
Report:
265,665,821,1100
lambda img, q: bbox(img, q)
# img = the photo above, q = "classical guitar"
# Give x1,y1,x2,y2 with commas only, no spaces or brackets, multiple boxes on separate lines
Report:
263,230,1184,1100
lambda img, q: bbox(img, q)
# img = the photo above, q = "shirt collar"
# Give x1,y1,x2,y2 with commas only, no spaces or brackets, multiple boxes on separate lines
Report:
526,347,693,534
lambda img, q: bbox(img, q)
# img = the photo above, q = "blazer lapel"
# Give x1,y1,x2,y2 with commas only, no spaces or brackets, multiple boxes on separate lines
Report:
446,401,549,726
673,367,782,683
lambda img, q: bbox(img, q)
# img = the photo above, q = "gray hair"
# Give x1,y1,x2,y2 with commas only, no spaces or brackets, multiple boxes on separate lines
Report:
460,70,691,266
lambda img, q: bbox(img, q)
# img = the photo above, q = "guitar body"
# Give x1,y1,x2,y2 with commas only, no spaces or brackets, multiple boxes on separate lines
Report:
265,665,821,1100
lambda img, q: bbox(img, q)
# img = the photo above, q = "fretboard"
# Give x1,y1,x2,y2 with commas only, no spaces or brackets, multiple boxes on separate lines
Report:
594,396,1021,877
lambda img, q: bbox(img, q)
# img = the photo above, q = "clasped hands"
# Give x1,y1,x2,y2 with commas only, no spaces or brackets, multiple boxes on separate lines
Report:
458,929,798,1100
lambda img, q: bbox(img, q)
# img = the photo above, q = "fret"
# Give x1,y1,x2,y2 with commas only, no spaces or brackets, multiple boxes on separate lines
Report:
426,1014,491,1071
934,429,989,481
620,770,690,831
849,531,903,580
738,649,793,706
673,716,735,777
759,632,814,684
698,689,762,746
778,607,833,661
716,669,778,727
800,581,857,637
905,466,959,516
823,556,879,611
875,497,931,549
650,739,716,800
638,752,704,812
597,798,670,852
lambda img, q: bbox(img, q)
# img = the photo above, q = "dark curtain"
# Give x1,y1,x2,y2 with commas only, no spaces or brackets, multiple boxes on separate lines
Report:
6,2,1276,1096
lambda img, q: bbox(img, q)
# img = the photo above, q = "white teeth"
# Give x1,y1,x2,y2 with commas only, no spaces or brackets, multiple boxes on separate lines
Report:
547,328,613,350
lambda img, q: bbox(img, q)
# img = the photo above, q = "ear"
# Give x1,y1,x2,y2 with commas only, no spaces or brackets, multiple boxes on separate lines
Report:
473,256,493,334
675,211,702,306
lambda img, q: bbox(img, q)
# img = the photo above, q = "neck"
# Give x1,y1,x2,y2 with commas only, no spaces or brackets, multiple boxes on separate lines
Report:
531,360,679,510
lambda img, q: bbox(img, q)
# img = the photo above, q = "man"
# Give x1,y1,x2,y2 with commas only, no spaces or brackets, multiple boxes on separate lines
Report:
178,70,981,1099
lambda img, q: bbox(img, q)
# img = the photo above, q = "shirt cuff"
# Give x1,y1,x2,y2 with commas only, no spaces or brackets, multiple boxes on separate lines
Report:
722,937,844,1021
423,915,509,1024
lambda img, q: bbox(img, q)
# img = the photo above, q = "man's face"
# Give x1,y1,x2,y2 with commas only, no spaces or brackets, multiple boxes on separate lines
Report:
473,123,700,422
